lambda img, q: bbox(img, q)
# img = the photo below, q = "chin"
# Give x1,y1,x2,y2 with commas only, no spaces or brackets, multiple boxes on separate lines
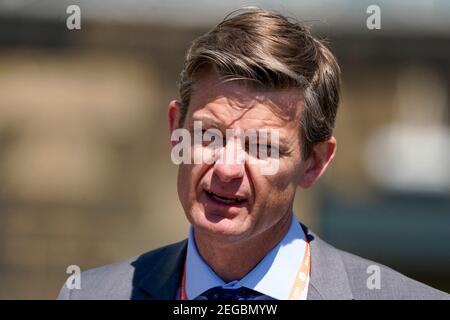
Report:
190,208,250,240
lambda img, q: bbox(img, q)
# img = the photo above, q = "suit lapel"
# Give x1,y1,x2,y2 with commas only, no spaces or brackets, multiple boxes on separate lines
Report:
135,239,188,299
302,224,354,300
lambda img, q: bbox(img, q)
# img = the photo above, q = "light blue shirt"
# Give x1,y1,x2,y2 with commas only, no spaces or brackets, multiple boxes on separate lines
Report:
182,213,308,300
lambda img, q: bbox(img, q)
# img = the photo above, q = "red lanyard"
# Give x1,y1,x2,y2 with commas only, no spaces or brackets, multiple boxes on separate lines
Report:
180,240,310,300
180,260,188,300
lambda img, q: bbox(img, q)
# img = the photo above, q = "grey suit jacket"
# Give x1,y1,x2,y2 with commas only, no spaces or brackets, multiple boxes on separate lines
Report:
58,224,450,300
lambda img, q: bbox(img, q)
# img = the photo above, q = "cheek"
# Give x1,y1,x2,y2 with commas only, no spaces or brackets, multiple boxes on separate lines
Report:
248,160,299,203
177,164,196,203
177,163,209,203
177,165,189,209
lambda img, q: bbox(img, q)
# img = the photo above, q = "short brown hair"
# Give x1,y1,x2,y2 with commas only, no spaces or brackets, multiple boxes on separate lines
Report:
178,8,340,159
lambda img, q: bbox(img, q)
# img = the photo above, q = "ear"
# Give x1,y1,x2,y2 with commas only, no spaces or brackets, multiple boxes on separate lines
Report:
168,100,183,147
298,136,336,189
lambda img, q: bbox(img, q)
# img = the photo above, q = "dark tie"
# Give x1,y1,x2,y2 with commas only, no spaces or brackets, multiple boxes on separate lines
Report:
195,286,266,300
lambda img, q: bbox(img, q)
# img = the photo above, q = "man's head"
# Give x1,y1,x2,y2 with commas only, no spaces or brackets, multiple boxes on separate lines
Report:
168,9,340,244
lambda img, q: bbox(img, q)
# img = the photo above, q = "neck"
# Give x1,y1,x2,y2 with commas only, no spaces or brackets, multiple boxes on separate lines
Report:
194,212,293,283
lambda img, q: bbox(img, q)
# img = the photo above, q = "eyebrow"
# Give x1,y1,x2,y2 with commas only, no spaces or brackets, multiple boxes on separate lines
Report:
252,133,289,149
190,116,221,129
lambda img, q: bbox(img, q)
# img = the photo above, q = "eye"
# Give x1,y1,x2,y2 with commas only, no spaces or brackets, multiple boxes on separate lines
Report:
245,143,277,158
201,129,223,147
201,130,210,146
259,144,271,158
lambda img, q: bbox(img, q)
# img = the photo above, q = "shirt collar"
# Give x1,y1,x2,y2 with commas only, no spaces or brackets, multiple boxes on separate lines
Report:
185,213,308,300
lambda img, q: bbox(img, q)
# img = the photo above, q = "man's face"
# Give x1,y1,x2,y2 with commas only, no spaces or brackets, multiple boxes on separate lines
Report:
171,67,308,244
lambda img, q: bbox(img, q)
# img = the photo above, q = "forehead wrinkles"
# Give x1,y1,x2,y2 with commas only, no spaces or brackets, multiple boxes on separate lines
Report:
196,88,302,130
190,64,303,122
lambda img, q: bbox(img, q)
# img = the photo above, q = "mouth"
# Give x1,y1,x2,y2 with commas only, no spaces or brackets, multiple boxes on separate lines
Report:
205,190,247,205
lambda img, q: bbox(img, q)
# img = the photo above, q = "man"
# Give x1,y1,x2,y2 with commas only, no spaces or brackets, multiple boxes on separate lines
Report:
58,9,449,300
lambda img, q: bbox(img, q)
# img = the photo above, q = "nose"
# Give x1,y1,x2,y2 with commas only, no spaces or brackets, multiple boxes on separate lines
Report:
213,139,245,182
213,162,245,182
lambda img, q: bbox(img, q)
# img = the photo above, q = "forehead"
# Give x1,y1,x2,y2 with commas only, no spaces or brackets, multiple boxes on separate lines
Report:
187,66,303,133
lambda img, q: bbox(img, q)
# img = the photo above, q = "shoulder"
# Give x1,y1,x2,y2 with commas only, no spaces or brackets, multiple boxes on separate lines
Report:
303,224,449,300
336,248,450,300
57,240,187,300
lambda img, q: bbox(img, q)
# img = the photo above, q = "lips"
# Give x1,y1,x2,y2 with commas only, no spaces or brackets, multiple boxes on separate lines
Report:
205,190,247,204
